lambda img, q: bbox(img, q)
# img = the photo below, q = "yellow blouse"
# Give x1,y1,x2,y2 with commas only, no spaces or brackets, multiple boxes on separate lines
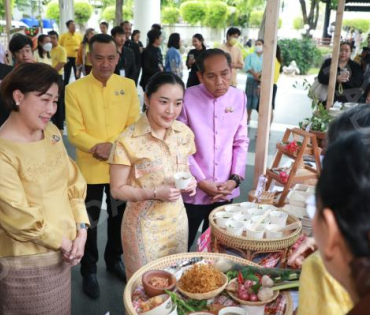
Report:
298,251,353,315
0,124,89,257
33,51,52,66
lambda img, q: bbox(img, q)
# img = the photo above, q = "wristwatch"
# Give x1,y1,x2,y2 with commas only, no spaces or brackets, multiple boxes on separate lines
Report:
229,174,243,188
76,223,88,231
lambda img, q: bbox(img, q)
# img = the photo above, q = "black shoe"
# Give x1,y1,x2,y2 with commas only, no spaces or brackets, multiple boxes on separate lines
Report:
106,260,127,282
82,274,100,299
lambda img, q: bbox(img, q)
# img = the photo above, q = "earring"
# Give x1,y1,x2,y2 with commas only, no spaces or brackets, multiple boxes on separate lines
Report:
15,102,20,106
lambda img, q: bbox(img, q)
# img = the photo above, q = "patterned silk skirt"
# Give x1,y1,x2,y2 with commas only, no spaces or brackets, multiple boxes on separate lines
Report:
0,251,71,315
122,199,188,279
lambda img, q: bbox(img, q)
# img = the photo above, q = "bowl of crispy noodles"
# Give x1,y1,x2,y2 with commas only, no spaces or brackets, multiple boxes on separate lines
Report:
176,263,229,300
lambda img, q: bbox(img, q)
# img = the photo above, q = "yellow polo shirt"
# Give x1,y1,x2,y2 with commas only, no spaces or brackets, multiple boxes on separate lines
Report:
59,31,82,58
50,44,67,75
66,73,140,184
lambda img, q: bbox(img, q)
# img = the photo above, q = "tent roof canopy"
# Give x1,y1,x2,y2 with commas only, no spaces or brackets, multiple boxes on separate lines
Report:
345,0,370,11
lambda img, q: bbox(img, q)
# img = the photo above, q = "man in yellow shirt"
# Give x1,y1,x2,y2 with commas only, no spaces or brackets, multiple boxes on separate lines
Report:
66,34,140,299
59,20,82,85
219,27,244,87
48,30,67,132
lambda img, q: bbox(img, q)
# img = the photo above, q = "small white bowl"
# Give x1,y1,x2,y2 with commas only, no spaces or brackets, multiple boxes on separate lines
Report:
265,224,284,239
225,205,242,214
241,304,264,315
168,304,178,315
269,211,288,226
247,208,265,217
251,215,270,225
246,225,265,239
258,204,276,211
140,294,173,315
240,202,256,210
215,211,234,228
219,306,248,315
233,214,251,224
173,172,192,189
226,220,244,236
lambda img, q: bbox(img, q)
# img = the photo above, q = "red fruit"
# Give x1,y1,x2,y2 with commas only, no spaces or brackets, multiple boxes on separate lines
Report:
250,294,258,302
239,292,250,301
244,280,253,288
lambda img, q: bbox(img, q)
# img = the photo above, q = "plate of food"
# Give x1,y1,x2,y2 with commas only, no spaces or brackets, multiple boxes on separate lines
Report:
176,264,228,300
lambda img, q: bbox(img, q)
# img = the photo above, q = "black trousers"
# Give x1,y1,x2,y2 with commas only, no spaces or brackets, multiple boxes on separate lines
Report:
80,184,126,276
185,201,230,250
51,75,65,130
64,57,76,85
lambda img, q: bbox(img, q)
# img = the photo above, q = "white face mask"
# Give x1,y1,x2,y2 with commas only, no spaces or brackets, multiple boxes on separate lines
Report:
255,45,263,53
42,43,53,52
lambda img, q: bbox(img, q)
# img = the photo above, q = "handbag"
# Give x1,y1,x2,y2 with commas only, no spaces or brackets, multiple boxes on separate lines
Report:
309,77,328,102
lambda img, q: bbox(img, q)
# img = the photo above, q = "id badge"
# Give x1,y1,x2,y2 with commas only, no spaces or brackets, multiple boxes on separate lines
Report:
120,69,126,77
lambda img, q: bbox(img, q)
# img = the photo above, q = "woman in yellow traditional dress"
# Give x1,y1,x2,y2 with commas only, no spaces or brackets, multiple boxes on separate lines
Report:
0,63,89,315
109,72,196,278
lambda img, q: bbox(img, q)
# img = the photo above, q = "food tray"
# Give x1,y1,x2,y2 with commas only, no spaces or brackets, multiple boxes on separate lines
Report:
209,204,302,252
123,252,293,315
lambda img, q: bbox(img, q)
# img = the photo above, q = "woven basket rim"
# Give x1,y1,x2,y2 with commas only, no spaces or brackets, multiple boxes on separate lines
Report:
209,204,302,251
124,252,257,315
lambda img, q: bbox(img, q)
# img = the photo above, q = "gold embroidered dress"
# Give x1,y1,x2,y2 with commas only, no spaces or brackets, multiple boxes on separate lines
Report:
109,114,195,278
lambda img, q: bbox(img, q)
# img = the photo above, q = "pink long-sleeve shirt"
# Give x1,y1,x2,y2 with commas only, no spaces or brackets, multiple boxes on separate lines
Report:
178,84,249,205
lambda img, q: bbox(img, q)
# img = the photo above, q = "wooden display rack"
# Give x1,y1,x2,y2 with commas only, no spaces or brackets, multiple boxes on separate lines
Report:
265,128,321,207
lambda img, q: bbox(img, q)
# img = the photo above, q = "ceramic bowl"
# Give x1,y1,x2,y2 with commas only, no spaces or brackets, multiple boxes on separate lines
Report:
215,211,234,228
140,294,173,315
226,220,244,236
142,270,176,297
240,202,256,210
218,306,248,315
269,211,288,226
224,205,242,214
246,225,265,239
247,208,265,217
233,214,251,226
174,172,192,189
265,224,284,239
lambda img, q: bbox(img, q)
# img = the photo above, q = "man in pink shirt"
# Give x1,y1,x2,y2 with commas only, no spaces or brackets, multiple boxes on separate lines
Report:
178,49,249,249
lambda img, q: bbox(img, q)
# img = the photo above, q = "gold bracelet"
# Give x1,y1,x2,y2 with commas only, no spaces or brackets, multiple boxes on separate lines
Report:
153,188,157,200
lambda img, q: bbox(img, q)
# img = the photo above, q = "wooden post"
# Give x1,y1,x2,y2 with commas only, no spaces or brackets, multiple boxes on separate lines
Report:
5,0,12,45
326,0,345,109
253,0,280,188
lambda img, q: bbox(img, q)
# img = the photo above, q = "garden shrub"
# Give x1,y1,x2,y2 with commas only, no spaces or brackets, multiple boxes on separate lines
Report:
278,38,321,75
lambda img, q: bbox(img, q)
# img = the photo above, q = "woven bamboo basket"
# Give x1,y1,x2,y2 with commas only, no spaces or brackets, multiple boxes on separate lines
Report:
123,252,293,315
209,204,302,263
248,190,276,204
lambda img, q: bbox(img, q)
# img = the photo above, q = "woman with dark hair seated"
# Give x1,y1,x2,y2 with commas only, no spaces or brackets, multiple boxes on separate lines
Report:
313,130,370,314
0,63,89,314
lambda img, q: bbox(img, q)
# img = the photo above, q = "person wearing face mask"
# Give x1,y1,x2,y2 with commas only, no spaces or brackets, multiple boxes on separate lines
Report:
244,39,264,125
33,34,53,66
219,27,243,87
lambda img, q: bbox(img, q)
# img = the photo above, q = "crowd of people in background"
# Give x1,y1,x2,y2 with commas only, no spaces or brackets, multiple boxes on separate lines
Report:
1,17,370,315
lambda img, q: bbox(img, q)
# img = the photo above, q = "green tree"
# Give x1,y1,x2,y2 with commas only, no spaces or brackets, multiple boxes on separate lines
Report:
162,7,179,25
249,10,263,28
180,1,207,25
45,1,60,24
74,1,93,30
101,5,133,23
293,16,304,30
343,19,370,33
204,1,229,28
